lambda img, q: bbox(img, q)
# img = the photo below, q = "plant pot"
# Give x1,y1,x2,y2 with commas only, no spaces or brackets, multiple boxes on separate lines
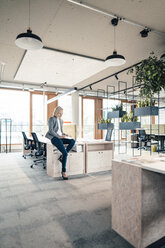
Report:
134,106,159,116
107,110,126,118
119,122,141,130
98,123,114,130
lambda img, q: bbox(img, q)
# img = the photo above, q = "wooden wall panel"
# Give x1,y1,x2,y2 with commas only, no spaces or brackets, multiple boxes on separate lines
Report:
47,94,58,121
95,98,103,139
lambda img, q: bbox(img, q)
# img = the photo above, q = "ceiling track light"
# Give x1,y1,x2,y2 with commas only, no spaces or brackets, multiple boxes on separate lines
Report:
15,0,43,50
115,74,119,80
140,28,150,38
89,85,92,90
40,82,47,88
66,1,165,37
105,18,126,66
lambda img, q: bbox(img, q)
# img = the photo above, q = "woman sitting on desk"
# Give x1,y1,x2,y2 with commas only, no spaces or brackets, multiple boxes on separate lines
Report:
46,106,75,180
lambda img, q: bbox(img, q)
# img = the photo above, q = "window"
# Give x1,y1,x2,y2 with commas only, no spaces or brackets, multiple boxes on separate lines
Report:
103,99,121,141
83,98,95,139
32,93,47,135
58,95,73,122
0,89,30,144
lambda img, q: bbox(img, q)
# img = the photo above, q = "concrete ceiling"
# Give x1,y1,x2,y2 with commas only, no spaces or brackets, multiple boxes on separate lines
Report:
0,0,165,93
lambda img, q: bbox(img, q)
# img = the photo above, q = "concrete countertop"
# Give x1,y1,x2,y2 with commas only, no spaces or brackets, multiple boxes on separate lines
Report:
113,155,165,175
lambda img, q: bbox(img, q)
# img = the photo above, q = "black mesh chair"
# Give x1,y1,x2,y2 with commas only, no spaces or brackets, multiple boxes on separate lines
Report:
22,131,35,159
30,132,46,169
138,130,151,150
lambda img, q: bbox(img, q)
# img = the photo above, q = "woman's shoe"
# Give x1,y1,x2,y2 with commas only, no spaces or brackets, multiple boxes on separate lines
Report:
62,172,68,180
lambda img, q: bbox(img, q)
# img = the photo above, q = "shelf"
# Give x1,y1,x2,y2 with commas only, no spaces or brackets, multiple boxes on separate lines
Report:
108,110,126,119
134,107,159,116
98,123,114,130
119,122,141,130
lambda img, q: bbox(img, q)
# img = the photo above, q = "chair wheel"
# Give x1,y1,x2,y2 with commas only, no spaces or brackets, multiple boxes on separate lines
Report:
30,165,33,168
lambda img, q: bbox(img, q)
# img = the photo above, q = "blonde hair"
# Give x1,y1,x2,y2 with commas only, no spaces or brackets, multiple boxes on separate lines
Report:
53,106,63,117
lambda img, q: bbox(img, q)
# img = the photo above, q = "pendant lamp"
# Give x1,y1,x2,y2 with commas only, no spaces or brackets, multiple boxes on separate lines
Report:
15,0,43,50
106,18,126,66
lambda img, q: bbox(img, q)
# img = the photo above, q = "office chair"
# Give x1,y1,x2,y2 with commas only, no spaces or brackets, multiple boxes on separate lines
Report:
22,131,35,159
105,128,113,141
30,132,46,169
138,130,151,150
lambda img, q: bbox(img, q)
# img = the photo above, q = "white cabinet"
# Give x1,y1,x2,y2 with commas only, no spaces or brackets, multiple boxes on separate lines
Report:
46,143,85,178
46,141,113,178
46,144,62,178
86,141,113,173
68,152,84,175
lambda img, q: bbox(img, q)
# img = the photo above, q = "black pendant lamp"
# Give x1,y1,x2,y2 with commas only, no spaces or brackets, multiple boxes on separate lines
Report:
15,0,43,50
106,18,126,66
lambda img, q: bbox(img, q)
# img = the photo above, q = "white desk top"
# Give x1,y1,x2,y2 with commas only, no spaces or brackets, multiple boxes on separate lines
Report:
113,155,165,175
38,136,51,144
28,136,113,146
80,139,113,145
28,135,50,144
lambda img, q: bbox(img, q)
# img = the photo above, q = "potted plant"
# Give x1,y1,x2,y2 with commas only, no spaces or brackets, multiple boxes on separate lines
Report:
128,52,165,98
108,103,126,118
119,112,141,130
98,118,114,130
134,98,158,116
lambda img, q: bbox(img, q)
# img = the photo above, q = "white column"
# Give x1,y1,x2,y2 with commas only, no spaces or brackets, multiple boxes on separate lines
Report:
72,92,80,139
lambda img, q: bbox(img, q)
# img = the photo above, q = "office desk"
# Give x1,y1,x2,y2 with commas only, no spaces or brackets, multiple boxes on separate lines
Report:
22,135,50,156
151,134,165,151
46,140,114,177
112,156,165,248
47,141,85,178
136,130,165,152
23,138,114,177
85,140,114,173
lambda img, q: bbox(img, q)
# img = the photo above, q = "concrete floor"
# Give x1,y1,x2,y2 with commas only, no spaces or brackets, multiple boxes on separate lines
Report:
0,153,133,248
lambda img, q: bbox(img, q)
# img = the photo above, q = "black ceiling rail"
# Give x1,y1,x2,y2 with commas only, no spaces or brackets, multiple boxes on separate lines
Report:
78,62,142,91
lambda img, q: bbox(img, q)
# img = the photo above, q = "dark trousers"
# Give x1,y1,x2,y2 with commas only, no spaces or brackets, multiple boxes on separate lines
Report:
51,137,75,172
